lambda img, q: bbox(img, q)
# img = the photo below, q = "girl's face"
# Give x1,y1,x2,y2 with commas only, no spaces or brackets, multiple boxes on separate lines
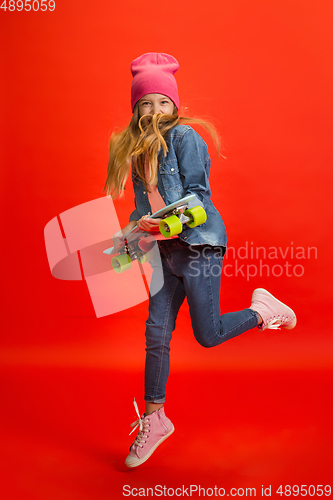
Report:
138,93,175,117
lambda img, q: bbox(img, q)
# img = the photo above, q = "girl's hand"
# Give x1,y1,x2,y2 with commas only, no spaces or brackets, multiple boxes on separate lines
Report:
137,215,162,233
112,229,125,248
112,220,137,247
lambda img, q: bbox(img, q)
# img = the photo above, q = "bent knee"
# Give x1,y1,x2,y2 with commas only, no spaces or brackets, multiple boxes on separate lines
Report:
194,330,226,349
195,336,218,349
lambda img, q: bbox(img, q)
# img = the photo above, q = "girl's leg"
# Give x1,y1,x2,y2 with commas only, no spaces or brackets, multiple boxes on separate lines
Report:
126,246,183,468
181,245,294,346
145,402,164,415
180,244,259,347
144,266,186,404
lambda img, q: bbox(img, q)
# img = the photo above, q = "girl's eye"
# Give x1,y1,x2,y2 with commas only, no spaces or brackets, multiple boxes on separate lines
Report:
141,102,151,106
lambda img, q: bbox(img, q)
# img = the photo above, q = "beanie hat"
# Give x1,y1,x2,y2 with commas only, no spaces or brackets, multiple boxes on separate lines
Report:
131,52,179,112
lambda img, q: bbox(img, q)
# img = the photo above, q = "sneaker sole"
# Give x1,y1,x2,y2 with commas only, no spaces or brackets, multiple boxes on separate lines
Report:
253,288,297,329
125,425,175,468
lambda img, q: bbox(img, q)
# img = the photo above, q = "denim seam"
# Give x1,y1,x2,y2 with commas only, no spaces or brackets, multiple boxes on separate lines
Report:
159,159,178,166
175,126,191,155
151,278,181,401
207,253,221,339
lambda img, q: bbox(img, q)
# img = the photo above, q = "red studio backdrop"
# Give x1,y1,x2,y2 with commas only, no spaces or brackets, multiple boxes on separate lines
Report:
1,1,333,499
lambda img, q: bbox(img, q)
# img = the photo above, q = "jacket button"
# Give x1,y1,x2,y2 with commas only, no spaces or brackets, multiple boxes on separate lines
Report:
170,168,174,172
143,191,146,195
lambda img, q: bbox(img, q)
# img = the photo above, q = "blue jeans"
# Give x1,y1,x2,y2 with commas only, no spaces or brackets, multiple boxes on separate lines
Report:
144,239,259,403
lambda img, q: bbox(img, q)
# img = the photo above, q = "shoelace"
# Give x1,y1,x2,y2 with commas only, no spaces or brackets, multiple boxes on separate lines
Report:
128,398,150,448
261,315,289,331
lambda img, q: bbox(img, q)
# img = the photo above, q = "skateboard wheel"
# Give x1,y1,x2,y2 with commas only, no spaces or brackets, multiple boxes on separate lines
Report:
159,215,183,238
111,254,132,273
184,206,207,228
137,250,154,264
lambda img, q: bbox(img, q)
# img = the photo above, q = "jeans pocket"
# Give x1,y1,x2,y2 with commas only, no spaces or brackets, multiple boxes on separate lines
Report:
178,239,190,247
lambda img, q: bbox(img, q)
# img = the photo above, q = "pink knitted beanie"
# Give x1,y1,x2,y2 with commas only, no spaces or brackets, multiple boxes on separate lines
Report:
131,52,180,112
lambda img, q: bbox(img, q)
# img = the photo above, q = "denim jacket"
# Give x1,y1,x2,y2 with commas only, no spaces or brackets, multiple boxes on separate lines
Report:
129,125,227,248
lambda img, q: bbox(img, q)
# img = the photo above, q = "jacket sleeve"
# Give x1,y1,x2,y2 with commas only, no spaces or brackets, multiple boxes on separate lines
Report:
176,127,211,209
129,183,140,222
129,207,140,222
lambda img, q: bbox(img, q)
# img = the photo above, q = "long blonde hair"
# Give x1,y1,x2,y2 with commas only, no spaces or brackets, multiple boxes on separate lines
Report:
104,104,221,198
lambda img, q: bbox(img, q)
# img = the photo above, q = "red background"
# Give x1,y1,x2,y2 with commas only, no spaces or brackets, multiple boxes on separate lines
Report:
1,1,332,498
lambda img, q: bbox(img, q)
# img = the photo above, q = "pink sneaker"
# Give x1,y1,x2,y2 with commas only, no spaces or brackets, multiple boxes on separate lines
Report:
250,288,297,332
125,399,175,468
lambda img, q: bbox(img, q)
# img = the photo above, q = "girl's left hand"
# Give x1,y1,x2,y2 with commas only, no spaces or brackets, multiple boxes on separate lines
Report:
137,215,162,233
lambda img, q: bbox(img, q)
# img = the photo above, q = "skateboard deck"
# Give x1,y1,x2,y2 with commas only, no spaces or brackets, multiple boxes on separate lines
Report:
103,194,206,273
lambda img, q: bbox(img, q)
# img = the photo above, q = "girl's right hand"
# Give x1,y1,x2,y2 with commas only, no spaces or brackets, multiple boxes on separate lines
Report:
137,215,162,233
112,220,137,247
112,229,125,248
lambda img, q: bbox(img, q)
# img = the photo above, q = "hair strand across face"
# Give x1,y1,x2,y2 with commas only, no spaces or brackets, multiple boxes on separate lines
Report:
104,106,221,198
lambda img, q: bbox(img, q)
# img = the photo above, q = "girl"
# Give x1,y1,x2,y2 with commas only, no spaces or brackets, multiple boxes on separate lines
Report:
104,52,296,468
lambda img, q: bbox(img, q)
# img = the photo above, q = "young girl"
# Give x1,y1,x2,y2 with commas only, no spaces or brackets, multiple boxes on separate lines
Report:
105,52,296,468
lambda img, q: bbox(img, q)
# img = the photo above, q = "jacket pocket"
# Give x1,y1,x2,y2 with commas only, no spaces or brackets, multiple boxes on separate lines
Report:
159,160,183,192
